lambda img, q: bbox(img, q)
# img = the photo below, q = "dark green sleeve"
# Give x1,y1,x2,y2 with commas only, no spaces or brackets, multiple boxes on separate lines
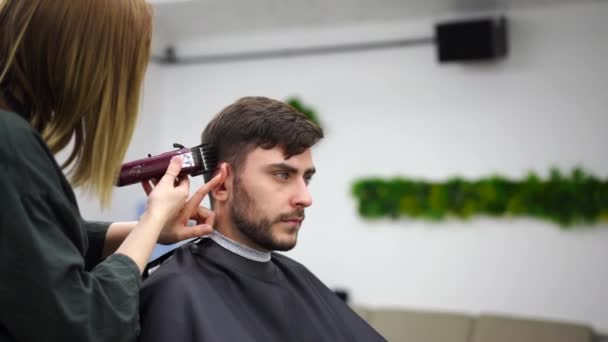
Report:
0,113,141,341
0,177,141,342
83,220,111,270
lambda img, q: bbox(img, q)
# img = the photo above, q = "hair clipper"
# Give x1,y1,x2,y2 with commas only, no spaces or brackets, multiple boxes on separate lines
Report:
116,143,217,187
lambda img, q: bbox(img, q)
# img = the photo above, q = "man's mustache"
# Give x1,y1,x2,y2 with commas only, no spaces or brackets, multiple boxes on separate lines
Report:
276,209,305,222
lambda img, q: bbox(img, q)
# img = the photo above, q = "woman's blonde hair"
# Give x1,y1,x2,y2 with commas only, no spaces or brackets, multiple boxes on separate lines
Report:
0,0,152,206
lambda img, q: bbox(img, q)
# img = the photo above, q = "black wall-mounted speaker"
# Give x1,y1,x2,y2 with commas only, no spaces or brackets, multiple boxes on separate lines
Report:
435,17,508,63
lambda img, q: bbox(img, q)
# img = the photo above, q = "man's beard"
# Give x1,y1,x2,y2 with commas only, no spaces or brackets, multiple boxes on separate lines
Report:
229,177,304,252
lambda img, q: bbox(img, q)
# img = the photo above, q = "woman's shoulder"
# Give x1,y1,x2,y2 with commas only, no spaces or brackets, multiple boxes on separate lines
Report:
0,109,64,190
0,109,34,131
0,109,46,157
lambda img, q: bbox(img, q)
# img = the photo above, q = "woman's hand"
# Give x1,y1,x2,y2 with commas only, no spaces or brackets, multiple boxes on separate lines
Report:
141,156,190,225
141,158,225,245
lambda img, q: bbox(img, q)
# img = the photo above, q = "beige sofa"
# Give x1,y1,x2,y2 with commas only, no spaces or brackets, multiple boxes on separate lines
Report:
352,307,606,342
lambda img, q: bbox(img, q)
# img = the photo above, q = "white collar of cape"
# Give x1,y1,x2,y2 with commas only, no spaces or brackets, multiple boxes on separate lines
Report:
208,230,272,262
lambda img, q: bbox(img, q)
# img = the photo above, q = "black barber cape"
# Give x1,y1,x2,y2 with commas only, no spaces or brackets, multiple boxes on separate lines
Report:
139,238,385,341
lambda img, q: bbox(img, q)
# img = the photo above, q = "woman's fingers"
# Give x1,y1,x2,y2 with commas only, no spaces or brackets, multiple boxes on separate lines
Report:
145,155,190,224
179,224,214,241
141,180,153,196
176,174,190,193
180,171,224,219
140,177,160,196
194,206,215,226
194,172,224,200
159,155,183,186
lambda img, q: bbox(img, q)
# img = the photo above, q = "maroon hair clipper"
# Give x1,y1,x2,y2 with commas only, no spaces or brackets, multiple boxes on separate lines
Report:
116,143,217,187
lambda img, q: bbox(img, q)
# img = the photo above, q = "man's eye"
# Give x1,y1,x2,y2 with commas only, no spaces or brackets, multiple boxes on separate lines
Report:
275,172,289,180
304,176,313,185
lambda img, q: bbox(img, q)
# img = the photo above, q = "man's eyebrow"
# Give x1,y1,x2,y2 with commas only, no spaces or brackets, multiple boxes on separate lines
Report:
267,163,316,175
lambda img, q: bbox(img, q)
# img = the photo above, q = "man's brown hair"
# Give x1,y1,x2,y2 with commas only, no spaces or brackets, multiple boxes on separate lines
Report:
202,96,323,174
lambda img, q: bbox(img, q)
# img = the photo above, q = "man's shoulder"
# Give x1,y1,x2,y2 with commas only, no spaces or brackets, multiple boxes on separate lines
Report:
141,243,199,292
271,251,303,268
271,252,319,279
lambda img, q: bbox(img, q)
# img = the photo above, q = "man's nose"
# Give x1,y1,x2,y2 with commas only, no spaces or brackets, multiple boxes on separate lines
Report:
291,180,313,208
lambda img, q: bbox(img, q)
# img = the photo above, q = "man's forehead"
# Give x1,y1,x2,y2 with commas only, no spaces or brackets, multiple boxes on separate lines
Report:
247,146,314,169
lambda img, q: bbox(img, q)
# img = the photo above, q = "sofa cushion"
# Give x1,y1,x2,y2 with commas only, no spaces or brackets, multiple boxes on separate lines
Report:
471,314,592,342
366,308,473,342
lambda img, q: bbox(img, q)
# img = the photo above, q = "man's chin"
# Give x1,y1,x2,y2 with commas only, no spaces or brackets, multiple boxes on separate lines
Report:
271,243,297,252
267,233,298,252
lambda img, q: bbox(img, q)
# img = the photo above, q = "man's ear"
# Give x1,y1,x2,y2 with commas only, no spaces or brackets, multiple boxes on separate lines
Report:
212,163,231,202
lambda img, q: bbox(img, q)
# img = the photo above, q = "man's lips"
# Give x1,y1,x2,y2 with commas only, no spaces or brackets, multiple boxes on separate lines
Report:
281,217,304,223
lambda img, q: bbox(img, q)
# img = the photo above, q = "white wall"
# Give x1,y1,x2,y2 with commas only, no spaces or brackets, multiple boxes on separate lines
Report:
79,2,608,332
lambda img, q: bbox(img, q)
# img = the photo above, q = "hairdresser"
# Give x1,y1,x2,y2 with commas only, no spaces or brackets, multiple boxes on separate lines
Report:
0,1,223,341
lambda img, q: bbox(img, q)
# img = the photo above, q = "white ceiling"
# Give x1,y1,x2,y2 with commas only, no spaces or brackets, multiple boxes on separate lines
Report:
151,0,604,43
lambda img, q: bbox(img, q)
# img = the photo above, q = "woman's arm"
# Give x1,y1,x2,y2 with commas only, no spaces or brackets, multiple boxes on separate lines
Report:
102,221,137,258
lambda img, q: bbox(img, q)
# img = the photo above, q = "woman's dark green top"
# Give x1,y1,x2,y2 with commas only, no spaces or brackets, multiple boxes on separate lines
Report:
0,109,140,341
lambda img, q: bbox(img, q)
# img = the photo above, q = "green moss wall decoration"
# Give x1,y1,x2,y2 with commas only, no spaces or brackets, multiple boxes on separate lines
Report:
352,168,608,228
